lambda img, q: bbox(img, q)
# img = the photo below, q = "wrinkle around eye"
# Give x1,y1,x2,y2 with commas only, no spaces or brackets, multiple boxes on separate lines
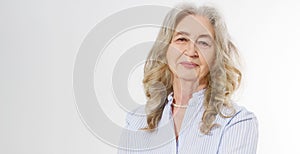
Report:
173,38,189,45
197,41,211,48
176,37,188,42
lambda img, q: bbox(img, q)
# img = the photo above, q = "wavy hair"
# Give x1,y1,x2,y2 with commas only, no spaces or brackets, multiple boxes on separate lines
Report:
142,3,242,134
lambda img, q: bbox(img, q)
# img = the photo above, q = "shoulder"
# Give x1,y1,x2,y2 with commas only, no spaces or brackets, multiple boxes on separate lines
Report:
216,103,259,152
124,105,148,130
218,102,258,132
229,103,258,125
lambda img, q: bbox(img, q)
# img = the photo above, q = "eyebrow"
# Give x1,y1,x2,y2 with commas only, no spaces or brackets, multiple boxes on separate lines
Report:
174,31,213,40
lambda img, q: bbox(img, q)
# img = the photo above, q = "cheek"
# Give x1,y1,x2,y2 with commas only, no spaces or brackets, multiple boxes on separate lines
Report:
198,51,215,76
200,56,209,71
198,48,215,69
166,45,181,65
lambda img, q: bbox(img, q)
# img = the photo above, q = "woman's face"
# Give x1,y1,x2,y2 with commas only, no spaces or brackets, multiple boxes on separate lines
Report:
166,15,215,82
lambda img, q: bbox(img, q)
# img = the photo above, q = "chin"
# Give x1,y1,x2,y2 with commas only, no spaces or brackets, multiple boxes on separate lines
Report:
176,74,199,81
174,70,199,80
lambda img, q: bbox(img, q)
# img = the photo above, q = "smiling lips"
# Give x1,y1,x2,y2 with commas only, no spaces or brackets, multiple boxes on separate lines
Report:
180,61,199,68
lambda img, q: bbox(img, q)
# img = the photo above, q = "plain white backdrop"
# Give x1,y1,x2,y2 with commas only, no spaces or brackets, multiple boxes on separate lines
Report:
1,0,300,153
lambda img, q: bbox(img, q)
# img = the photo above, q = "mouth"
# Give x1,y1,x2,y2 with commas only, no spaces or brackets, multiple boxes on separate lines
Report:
179,61,199,68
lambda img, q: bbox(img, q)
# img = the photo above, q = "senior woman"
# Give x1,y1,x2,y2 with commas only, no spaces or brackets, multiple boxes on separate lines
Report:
118,3,258,154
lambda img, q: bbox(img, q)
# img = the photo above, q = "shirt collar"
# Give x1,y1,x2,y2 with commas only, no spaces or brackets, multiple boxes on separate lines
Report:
159,89,206,126
166,88,206,107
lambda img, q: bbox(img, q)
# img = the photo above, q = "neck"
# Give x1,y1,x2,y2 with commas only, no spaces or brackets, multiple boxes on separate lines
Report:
172,77,207,106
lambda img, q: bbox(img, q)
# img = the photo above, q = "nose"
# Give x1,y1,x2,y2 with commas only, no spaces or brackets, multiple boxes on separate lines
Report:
184,41,199,57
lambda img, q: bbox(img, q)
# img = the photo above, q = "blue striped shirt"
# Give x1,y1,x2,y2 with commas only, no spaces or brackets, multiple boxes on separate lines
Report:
118,89,258,154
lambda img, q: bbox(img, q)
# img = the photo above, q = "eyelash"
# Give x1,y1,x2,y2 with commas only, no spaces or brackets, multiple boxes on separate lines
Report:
175,38,211,47
176,37,189,42
197,41,210,47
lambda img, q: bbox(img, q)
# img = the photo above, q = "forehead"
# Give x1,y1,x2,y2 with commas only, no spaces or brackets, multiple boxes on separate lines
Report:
175,15,215,39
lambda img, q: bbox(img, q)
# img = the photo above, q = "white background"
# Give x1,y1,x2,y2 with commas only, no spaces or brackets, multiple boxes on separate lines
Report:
1,0,300,153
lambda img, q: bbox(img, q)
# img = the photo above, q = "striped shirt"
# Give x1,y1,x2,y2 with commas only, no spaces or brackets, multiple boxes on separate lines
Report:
118,89,258,154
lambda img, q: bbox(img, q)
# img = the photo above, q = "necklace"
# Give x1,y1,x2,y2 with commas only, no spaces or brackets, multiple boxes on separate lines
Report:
171,102,189,108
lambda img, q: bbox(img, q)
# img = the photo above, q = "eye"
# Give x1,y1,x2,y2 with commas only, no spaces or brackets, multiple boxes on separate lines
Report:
176,37,189,42
197,41,211,48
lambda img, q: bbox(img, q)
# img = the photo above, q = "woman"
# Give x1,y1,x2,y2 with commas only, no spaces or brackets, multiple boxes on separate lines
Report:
118,3,258,154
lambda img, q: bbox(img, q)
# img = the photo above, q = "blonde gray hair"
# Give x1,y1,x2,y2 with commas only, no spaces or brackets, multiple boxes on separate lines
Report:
142,3,241,134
